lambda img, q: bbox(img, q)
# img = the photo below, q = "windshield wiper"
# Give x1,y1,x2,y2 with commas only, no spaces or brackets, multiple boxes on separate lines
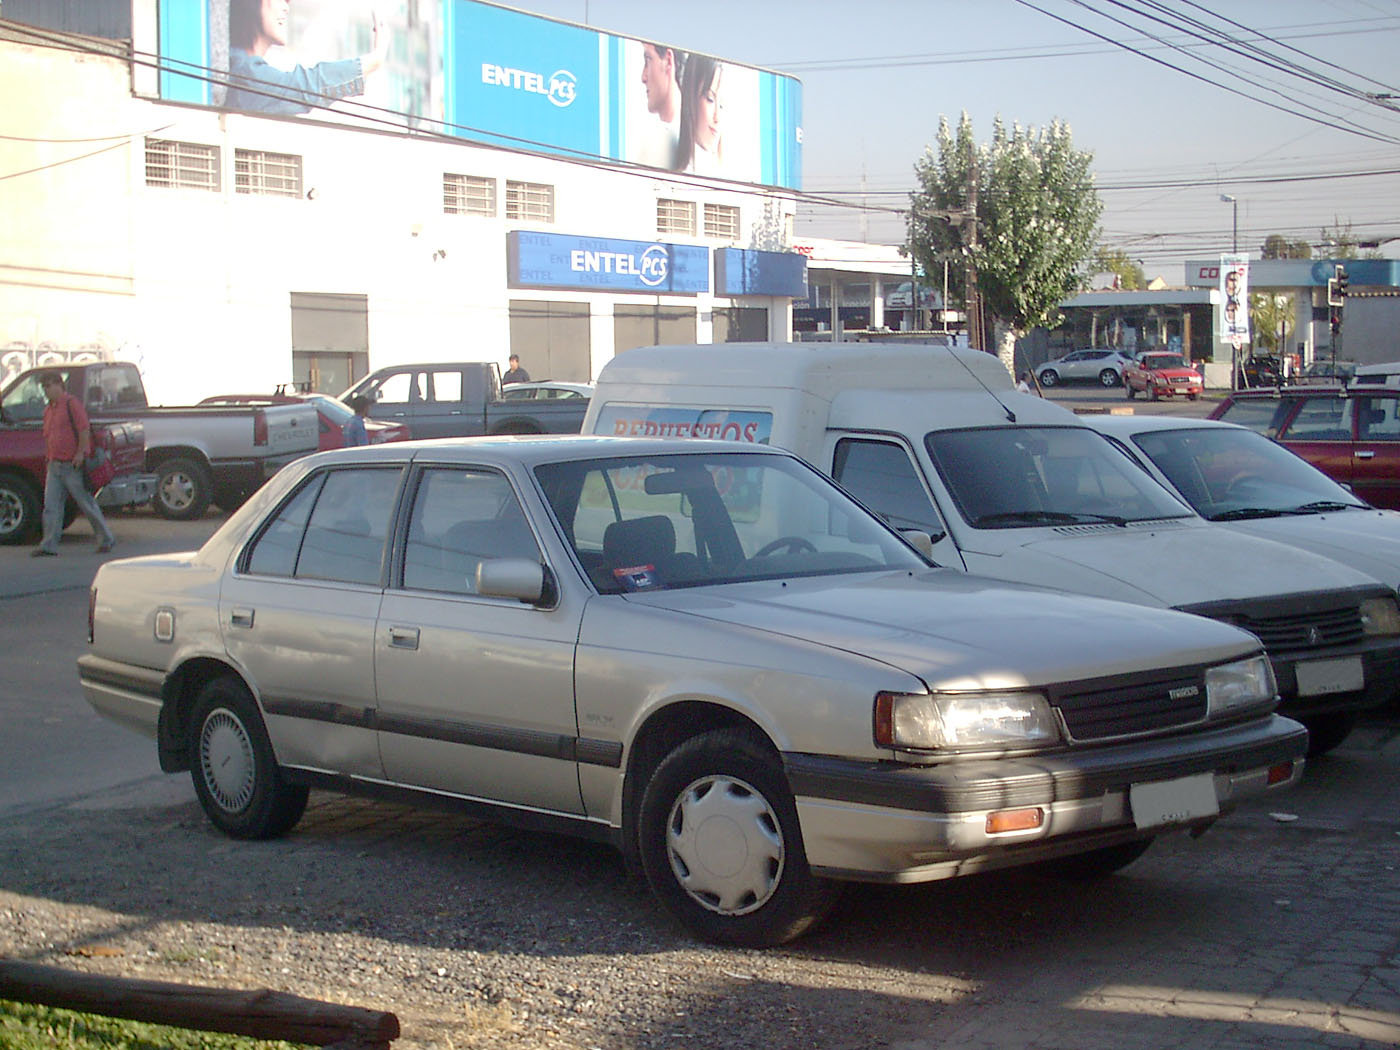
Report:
1286,500,1367,514
1208,506,1285,521
972,509,1126,527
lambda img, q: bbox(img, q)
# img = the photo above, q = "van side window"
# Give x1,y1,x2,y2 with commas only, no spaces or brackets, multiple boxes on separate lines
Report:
832,439,944,533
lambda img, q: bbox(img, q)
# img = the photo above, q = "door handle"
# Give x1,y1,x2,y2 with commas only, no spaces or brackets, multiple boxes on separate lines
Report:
388,625,420,650
1356,450,1376,459
230,608,255,628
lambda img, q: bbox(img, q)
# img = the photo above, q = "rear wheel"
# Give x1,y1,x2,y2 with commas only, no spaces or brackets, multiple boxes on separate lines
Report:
0,473,41,544
1038,370,1059,388
152,457,212,521
1099,368,1120,387
637,728,838,947
189,676,307,839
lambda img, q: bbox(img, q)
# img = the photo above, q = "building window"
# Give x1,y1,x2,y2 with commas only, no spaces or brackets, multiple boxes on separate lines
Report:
704,203,741,241
444,173,496,217
235,149,303,198
144,138,220,191
505,181,554,223
657,199,696,236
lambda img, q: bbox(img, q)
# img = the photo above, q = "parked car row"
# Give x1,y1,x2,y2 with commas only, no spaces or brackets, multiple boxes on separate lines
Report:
76,342,1400,949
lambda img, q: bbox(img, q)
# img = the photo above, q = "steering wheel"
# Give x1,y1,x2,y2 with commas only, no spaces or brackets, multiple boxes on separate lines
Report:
754,535,818,557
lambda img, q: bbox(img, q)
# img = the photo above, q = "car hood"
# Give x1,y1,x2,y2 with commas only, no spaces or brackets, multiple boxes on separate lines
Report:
620,568,1257,689
1221,508,1400,591
957,522,1379,607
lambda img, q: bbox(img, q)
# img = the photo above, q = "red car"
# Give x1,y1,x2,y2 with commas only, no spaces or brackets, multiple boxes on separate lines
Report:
1210,386,1400,510
1123,351,1204,401
198,393,411,451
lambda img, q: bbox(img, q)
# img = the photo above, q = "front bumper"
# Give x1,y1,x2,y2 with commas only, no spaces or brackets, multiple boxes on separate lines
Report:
1267,639,1400,719
785,713,1306,883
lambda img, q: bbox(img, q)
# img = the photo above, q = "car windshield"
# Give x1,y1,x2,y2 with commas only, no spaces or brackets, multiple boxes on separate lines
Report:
307,396,353,423
1131,427,1368,520
1142,354,1187,369
924,425,1192,529
534,451,928,594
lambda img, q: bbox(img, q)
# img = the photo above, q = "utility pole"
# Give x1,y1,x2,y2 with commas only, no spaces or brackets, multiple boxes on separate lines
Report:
963,158,983,352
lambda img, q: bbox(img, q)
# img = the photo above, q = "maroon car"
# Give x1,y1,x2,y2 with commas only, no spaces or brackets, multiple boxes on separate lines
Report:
1209,386,1400,510
198,393,411,451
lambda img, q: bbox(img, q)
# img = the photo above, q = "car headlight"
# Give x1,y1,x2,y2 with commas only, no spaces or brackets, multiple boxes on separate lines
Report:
1205,655,1277,716
875,690,1060,750
1360,596,1400,636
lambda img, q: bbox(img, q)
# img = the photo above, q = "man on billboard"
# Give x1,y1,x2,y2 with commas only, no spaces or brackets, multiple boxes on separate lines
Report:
225,0,388,115
631,40,685,170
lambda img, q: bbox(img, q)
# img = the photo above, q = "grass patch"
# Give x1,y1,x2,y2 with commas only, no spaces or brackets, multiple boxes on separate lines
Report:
0,999,311,1049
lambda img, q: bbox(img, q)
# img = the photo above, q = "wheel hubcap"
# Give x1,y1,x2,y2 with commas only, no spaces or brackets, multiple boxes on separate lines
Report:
160,472,194,511
200,709,256,813
666,775,784,915
0,490,21,535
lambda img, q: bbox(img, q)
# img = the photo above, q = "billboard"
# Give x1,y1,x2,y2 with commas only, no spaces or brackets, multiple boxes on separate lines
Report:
157,0,802,189
1218,254,1250,348
507,232,710,295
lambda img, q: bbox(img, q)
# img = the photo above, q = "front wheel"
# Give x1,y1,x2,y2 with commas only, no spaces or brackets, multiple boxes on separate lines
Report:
1302,712,1358,756
0,473,41,544
189,676,308,839
1099,368,1120,387
152,457,212,521
1038,370,1059,388
637,728,838,947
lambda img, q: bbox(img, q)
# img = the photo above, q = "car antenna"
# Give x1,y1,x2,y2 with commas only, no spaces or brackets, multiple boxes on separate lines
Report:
939,341,1017,423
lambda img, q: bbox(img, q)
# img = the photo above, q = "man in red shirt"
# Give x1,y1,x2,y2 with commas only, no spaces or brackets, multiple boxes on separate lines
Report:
32,371,116,556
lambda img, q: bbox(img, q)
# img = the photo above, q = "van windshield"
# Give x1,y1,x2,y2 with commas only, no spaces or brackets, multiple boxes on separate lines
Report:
925,425,1193,529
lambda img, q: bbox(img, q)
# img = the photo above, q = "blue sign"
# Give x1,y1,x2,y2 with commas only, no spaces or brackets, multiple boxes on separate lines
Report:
715,248,808,298
508,232,710,295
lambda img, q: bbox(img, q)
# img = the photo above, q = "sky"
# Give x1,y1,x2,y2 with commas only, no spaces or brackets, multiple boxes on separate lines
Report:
509,0,1400,282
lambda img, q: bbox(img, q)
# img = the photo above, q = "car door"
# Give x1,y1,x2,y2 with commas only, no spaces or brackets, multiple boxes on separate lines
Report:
1275,395,1357,493
374,463,585,814
1347,392,1400,509
219,464,404,778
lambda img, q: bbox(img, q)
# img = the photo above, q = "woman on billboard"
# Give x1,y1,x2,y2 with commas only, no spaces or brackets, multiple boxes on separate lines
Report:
675,54,724,176
225,0,387,115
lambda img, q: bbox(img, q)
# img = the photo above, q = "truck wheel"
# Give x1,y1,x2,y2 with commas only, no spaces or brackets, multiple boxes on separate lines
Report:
637,728,838,947
1036,838,1154,879
190,676,308,840
0,473,41,544
153,457,212,520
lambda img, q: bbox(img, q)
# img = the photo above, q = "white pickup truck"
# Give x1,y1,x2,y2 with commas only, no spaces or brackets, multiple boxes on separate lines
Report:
2,362,318,520
584,341,1400,755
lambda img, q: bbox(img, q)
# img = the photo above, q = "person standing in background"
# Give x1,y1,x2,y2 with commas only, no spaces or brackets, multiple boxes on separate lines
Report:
502,355,530,385
32,371,116,557
342,395,370,447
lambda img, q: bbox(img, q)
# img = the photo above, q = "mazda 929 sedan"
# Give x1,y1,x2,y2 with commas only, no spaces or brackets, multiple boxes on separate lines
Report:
79,437,1306,946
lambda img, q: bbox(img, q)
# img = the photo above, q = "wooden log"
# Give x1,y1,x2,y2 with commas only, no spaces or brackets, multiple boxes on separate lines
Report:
0,960,400,1048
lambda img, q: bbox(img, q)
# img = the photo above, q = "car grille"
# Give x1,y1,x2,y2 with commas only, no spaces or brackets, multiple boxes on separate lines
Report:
1049,670,1207,742
1231,606,1364,651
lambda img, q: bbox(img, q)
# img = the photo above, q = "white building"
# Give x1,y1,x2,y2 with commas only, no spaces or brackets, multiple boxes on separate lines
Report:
0,3,808,404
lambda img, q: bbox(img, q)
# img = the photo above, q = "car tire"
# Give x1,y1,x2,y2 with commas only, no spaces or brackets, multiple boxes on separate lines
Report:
1035,837,1154,879
152,457,212,521
189,676,308,840
0,472,41,545
1302,712,1358,757
637,728,838,947
1038,370,1059,388
1099,368,1120,387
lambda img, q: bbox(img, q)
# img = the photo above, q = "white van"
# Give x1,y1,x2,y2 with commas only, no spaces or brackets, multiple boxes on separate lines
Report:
585,342,1400,754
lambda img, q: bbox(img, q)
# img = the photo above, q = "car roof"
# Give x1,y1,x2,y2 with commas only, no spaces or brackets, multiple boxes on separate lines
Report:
1084,415,1252,438
295,434,793,470
1224,385,1349,399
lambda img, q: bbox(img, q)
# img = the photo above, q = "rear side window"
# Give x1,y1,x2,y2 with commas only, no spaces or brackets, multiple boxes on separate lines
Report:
1356,396,1400,441
1215,398,1289,437
1284,397,1352,442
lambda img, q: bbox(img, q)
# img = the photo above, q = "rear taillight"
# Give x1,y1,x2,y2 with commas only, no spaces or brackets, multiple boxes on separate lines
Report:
87,587,96,643
253,408,268,447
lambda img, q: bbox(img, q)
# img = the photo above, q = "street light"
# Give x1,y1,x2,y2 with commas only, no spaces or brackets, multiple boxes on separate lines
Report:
1219,194,1238,254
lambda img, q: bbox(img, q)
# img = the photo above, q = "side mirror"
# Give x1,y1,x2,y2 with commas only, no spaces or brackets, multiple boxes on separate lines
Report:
476,558,547,603
899,529,938,558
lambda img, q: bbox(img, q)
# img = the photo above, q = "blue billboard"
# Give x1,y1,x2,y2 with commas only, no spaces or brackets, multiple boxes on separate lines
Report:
715,248,808,298
508,232,711,295
155,0,803,190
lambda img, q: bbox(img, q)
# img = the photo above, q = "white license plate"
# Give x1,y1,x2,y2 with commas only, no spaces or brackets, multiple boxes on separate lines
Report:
1129,773,1219,830
1295,656,1364,697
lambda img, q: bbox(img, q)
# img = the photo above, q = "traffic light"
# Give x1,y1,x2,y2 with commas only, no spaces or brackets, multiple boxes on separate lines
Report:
1327,277,1340,306
1337,266,1349,299
1330,308,1342,335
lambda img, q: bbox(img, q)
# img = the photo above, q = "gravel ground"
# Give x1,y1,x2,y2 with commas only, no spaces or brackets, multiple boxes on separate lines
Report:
3,720,1399,1050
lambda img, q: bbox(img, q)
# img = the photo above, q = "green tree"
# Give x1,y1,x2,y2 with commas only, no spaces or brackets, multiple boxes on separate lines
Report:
1092,247,1146,290
908,113,1102,374
1320,218,1384,260
1260,234,1312,260
1249,291,1294,353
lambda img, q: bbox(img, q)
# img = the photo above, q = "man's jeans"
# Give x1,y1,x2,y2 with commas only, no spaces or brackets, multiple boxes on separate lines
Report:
39,461,115,553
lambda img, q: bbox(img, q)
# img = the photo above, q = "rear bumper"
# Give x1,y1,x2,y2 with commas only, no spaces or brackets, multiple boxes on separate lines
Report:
96,472,157,508
785,714,1306,882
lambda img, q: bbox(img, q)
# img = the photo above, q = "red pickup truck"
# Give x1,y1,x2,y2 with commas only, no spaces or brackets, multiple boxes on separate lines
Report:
0,404,152,544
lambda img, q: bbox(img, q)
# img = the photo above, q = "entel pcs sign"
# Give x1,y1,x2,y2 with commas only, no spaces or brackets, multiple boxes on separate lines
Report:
507,232,710,294
480,64,577,108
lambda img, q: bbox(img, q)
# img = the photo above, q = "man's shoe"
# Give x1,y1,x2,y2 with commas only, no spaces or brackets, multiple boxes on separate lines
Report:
30,548,57,557
96,541,115,554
